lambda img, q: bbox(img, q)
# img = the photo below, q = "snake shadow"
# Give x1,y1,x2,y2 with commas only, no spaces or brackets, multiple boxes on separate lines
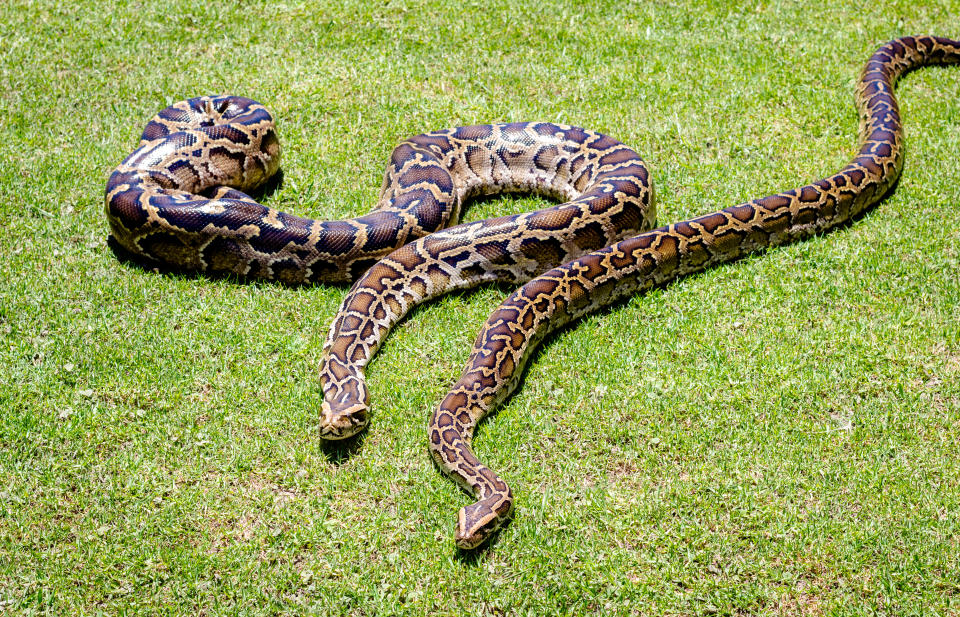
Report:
320,429,368,465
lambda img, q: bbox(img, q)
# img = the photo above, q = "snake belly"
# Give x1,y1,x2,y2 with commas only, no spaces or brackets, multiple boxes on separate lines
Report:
429,35,960,549
107,99,653,283
317,125,656,438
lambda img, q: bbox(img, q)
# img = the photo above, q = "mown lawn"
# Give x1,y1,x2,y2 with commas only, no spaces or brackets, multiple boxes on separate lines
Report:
1,1,959,615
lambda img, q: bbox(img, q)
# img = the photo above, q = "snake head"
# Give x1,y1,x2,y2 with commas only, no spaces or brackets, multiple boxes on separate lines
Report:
319,399,370,440
454,492,514,550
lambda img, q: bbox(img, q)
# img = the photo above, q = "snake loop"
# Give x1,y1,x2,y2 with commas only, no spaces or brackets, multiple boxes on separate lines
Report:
107,100,615,283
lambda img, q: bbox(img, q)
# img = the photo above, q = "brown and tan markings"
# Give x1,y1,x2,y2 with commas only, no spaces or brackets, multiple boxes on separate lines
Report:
106,103,653,286
318,126,655,438
106,102,656,436
426,35,960,549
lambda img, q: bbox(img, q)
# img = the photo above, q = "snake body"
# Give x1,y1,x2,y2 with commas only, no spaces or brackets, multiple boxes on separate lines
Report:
107,100,654,283
318,127,655,437
428,36,960,549
105,36,959,551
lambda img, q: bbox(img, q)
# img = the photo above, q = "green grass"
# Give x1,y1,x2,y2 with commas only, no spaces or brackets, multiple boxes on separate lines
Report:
2,0,959,614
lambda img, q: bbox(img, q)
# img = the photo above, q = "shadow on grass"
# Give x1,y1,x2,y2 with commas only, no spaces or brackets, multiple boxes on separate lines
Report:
320,429,367,465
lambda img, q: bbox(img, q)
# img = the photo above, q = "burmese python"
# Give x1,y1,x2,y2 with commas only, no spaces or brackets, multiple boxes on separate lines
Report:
105,102,653,285
420,36,960,549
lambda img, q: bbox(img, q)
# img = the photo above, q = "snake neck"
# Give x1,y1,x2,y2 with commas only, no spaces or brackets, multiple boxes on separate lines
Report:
427,403,514,549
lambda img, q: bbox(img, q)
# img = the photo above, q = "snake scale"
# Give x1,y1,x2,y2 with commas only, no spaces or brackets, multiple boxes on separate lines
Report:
106,35,959,550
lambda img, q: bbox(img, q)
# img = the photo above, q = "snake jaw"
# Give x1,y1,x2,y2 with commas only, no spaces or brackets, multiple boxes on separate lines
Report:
318,400,369,440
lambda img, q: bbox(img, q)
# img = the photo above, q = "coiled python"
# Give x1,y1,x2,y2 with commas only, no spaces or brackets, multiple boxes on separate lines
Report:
422,35,960,549
105,101,653,285
105,102,657,426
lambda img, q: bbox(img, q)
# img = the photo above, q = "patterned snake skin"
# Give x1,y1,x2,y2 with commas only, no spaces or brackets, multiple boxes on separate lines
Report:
105,35,959,551
318,129,655,437
423,36,960,549
105,102,652,284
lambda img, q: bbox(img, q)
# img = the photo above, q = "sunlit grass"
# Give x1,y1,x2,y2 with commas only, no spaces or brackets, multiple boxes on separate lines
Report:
1,1,958,614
